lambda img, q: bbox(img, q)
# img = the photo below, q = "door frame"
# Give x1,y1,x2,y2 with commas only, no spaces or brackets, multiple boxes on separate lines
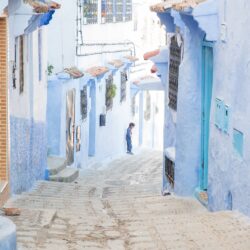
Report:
200,41,214,191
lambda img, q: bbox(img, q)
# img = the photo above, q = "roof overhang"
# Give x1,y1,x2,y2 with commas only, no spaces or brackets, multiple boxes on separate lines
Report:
151,0,218,42
24,1,61,34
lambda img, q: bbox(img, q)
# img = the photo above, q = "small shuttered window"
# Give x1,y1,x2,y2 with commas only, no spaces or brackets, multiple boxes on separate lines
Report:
168,35,182,111
105,75,114,111
120,70,127,102
80,85,88,120
38,29,42,81
19,35,24,94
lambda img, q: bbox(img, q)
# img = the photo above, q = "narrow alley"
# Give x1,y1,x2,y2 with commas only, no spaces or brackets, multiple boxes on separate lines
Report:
4,151,250,250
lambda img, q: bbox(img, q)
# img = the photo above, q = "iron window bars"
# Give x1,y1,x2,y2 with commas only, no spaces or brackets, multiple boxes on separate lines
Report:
120,70,127,102
105,75,114,111
168,35,182,111
80,85,88,120
165,156,175,187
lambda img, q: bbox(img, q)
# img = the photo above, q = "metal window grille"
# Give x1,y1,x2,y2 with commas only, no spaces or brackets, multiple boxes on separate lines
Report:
80,85,88,120
144,91,151,121
165,157,175,187
115,0,123,22
13,37,18,89
125,0,132,21
38,29,42,81
105,75,114,111
120,70,127,102
19,35,24,94
76,126,81,152
101,0,114,23
83,0,98,24
168,36,182,111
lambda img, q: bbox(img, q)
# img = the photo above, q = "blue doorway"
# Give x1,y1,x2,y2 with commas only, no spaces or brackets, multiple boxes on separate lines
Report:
200,42,214,191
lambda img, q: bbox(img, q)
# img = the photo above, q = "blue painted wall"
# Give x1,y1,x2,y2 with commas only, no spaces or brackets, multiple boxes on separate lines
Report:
47,76,90,168
47,80,63,156
174,15,204,196
158,0,250,217
207,0,250,217
10,117,47,194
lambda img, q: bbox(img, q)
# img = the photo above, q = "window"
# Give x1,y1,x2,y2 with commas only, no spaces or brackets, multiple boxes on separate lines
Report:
105,75,114,111
165,156,174,187
101,0,114,23
120,70,127,102
81,0,132,24
83,0,98,24
76,126,81,152
144,91,151,121
13,37,18,89
168,35,182,111
115,0,123,22
80,86,88,120
19,35,24,94
38,29,42,81
125,0,132,21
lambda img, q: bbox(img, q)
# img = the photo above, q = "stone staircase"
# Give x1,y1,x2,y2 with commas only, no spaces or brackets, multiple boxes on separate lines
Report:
47,156,79,183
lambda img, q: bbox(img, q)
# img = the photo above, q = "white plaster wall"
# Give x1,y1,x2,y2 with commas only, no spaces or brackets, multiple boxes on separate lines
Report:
47,0,76,73
94,69,131,160
32,28,48,123
8,13,31,119
8,4,48,122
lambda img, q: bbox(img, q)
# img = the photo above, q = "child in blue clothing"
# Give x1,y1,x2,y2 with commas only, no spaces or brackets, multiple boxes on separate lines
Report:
126,123,135,154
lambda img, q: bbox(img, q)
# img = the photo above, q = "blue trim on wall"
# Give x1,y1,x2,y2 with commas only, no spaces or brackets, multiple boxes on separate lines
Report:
47,80,63,156
200,41,214,191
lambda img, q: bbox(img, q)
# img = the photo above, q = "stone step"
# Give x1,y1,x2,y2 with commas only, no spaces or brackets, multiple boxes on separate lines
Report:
47,156,67,175
49,168,79,183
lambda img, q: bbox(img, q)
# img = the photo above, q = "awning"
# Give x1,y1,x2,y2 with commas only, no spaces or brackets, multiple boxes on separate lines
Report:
24,0,60,34
85,66,109,78
132,75,164,91
24,10,55,33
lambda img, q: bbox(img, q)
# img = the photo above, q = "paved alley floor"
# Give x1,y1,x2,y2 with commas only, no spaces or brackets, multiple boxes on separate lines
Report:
4,150,250,250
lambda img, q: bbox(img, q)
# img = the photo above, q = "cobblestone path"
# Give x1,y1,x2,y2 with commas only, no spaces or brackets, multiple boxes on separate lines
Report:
4,150,250,250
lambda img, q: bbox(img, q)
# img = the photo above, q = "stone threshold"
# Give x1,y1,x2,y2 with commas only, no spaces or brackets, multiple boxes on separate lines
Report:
195,187,208,208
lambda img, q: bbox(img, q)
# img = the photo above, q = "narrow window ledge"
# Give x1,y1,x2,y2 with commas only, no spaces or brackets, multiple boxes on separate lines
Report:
164,146,176,163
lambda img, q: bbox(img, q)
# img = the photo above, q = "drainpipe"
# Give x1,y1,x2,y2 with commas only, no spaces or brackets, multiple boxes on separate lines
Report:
76,41,136,57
